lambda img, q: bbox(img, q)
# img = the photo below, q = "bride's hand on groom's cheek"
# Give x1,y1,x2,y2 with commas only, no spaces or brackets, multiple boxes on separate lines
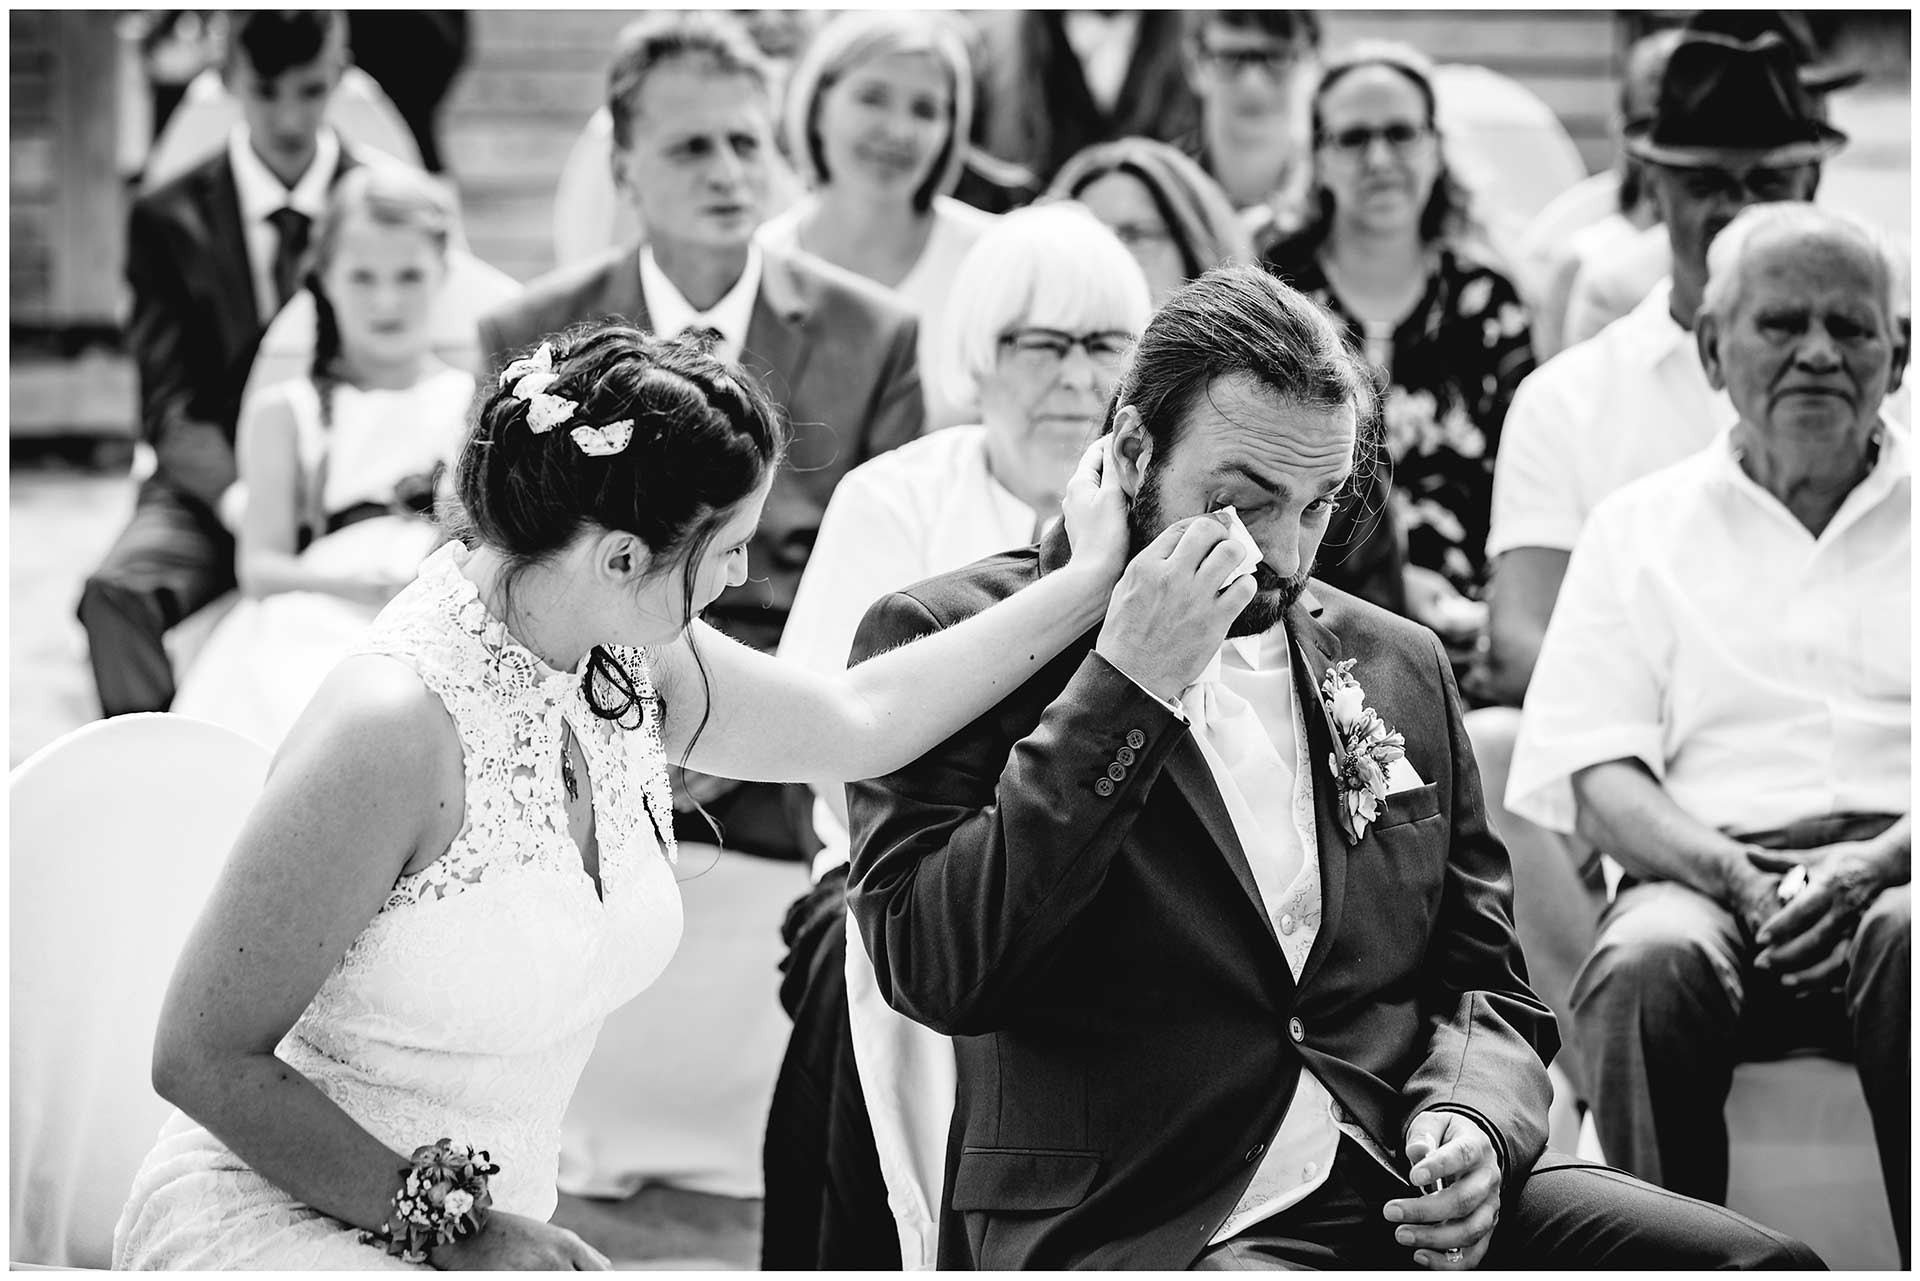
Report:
1060,437,1131,585
1383,1110,1503,1270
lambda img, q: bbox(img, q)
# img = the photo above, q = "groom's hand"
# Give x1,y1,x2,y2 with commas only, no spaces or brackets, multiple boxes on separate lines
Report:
1095,517,1257,702
1384,1110,1502,1269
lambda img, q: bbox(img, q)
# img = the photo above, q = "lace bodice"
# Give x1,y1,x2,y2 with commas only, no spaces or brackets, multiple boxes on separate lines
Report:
115,543,684,1268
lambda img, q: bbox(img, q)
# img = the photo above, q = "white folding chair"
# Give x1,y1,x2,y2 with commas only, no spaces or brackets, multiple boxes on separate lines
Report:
10,714,272,1267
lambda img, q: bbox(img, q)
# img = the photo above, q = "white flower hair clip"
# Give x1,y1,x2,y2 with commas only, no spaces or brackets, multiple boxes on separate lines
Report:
525,393,578,434
571,419,633,458
499,342,559,398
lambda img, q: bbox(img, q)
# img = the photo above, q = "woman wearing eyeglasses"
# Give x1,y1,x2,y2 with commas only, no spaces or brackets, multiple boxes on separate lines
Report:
763,202,1153,1269
1263,41,1535,693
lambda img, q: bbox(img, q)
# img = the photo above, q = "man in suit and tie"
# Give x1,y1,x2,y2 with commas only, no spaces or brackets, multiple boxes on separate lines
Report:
479,10,924,862
846,265,1819,1269
79,10,357,717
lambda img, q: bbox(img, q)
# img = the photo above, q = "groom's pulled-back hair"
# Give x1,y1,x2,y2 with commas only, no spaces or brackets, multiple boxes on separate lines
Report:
1101,264,1381,489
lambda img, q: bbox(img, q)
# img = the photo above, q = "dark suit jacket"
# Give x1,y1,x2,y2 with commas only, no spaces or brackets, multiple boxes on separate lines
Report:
973,10,1201,186
126,145,360,507
477,246,925,654
846,524,1556,1270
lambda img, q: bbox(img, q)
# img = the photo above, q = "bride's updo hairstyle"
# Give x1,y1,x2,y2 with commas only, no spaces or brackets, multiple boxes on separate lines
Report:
454,323,785,729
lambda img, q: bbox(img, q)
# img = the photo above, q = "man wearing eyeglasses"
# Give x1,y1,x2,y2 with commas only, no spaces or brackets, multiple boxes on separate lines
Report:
1177,10,1322,253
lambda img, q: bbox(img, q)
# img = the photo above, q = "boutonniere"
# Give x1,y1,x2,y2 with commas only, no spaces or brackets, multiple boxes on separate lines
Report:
1319,658,1407,844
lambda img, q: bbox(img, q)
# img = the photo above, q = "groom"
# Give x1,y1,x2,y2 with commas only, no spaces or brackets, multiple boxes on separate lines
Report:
845,266,1819,1269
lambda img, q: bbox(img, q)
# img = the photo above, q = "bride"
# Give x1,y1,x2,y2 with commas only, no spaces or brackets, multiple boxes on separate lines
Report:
170,164,472,749
115,322,1250,1268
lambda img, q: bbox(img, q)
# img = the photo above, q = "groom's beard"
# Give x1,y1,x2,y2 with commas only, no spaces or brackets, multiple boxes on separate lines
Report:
1128,470,1310,639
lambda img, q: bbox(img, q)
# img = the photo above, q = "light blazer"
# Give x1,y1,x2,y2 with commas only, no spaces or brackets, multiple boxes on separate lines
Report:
846,522,1556,1270
478,245,925,653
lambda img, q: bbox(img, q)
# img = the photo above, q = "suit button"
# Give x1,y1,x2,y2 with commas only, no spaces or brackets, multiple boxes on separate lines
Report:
1126,729,1146,750
1288,1017,1305,1043
1244,1142,1265,1164
1094,777,1116,797
1116,745,1136,766
1107,761,1127,782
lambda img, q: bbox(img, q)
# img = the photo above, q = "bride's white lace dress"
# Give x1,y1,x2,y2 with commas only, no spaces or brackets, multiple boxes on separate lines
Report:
113,543,684,1269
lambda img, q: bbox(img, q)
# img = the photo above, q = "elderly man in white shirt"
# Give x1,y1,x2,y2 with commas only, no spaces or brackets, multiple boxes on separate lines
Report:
1462,34,1845,1129
1507,203,1910,1264
766,204,1153,1268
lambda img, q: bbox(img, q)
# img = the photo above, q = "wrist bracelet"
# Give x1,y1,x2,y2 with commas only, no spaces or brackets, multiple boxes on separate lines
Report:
360,1138,499,1264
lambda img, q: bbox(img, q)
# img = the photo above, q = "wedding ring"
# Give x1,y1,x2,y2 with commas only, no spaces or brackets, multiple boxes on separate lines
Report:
1446,1247,1464,1263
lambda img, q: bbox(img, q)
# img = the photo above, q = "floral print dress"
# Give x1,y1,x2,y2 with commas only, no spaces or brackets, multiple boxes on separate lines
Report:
1264,237,1536,597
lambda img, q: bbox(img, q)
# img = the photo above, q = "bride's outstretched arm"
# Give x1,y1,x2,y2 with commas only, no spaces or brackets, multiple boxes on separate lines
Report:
656,440,1133,786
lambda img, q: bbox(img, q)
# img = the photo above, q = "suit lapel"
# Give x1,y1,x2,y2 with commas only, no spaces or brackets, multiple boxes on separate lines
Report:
740,252,814,410
1288,589,1350,993
1161,741,1281,953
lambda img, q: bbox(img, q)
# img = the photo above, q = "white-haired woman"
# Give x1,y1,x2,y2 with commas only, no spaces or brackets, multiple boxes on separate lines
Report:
764,203,1154,1269
757,9,996,427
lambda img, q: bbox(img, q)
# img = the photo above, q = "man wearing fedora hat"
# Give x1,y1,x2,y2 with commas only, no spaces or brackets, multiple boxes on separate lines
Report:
1556,15,1859,351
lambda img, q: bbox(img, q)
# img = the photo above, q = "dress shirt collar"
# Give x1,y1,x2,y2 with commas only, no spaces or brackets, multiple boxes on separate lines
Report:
1713,418,1909,529
1193,624,1293,689
228,124,340,225
639,244,763,364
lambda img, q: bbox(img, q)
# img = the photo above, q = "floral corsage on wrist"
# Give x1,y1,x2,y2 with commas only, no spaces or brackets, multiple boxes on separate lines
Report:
362,1137,499,1264
1319,659,1407,845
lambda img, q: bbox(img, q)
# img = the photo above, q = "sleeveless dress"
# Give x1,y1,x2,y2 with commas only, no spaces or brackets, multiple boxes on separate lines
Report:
113,542,685,1269
170,368,475,750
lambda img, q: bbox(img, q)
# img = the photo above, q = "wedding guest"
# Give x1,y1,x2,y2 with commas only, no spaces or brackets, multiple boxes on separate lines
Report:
1473,31,1842,1128
1048,137,1252,309
846,263,1818,1270
763,204,1154,1269
759,10,997,428
1176,10,1323,255
970,10,1200,188
1263,41,1535,676
170,166,472,750
1483,31,1837,707
1558,12,1865,353
1507,203,1909,1264
114,321,1176,1269
480,10,925,862
1048,138,1407,621
78,9,357,718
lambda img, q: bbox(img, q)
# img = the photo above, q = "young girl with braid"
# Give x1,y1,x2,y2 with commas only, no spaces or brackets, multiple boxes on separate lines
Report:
110,312,1247,1267
171,165,473,749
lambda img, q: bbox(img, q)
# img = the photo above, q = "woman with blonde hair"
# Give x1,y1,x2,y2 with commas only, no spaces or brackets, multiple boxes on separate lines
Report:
758,9,996,426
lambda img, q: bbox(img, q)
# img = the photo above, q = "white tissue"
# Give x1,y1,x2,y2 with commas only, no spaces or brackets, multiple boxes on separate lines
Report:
1211,505,1262,590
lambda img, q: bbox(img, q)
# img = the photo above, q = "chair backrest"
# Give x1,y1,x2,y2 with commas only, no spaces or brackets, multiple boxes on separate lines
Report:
142,65,422,192
10,715,272,1267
